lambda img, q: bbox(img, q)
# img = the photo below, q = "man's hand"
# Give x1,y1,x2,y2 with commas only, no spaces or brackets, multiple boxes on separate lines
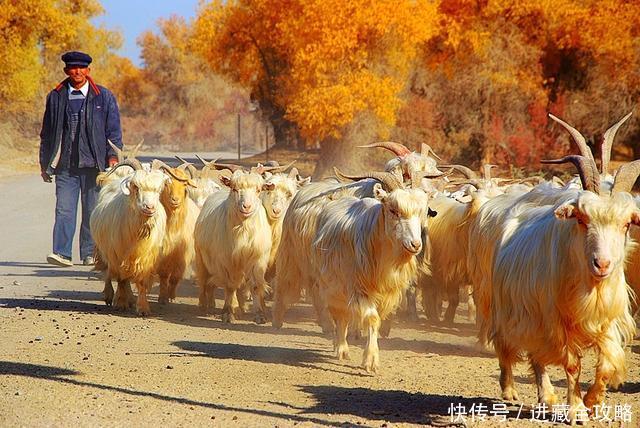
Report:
41,171,52,183
108,156,118,168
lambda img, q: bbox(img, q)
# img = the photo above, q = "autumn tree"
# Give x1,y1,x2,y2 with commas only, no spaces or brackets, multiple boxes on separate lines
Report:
193,0,441,176
403,0,640,168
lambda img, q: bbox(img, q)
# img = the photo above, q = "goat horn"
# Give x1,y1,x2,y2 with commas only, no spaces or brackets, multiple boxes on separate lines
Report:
358,141,412,158
196,154,243,172
541,155,600,194
252,160,296,174
153,159,192,182
601,111,633,176
612,159,640,193
439,164,478,180
174,156,198,178
104,158,142,177
130,138,144,157
548,113,596,165
333,167,402,191
108,140,124,163
421,143,442,160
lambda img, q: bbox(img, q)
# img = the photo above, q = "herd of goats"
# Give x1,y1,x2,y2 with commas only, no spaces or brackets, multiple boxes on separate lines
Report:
87,112,640,422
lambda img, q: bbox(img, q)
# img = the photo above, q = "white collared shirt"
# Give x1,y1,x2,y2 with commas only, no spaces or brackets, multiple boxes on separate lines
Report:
68,80,89,98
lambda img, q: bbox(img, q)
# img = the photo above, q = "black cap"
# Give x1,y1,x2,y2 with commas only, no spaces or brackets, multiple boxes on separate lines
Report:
61,51,92,68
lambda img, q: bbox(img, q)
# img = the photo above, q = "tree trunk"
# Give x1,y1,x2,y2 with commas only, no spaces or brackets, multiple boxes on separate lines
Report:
312,113,386,180
269,110,301,149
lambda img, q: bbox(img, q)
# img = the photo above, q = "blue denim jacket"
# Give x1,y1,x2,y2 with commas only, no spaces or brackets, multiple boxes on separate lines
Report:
39,77,123,175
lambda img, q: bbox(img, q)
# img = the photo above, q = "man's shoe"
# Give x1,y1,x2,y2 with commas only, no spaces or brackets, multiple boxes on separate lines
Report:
47,253,73,267
83,256,95,266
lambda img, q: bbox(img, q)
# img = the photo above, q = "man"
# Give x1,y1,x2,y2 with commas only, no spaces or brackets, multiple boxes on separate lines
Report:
39,51,122,267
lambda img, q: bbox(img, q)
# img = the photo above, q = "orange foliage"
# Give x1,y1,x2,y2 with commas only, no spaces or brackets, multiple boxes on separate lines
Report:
193,0,440,144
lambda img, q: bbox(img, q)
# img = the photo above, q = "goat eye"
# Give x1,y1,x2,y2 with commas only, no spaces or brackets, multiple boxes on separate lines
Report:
624,222,631,231
389,208,398,217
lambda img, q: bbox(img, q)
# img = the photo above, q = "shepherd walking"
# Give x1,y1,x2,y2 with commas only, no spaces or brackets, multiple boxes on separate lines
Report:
39,51,123,267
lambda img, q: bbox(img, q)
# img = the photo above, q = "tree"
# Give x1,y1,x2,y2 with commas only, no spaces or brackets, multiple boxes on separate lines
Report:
403,0,640,168
193,0,440,176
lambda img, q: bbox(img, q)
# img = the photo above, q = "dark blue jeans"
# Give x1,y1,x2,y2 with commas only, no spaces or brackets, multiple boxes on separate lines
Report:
53,168,99,260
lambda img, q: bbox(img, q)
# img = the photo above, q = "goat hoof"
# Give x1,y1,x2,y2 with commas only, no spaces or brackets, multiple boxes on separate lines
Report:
501,387,519,402
158,296,169,305
336,345,350,361
254,313,267,324
221,312,235,323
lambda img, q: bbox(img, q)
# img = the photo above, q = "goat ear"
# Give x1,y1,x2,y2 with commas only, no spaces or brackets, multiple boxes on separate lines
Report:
187,179,198,188
631,211,640,226
220,176,232,187
555,203,577,220
373,183,387,201
120,177,132,196
262,182,276,191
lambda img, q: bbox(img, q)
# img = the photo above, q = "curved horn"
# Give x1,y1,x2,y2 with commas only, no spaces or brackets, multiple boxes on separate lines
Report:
333,167,402,191
541,155,600,194
183,164,199,179
174,156,199,178
358,141,412,158
601,111,633,176
195,154,243,172
612,159,640,193
152,159,192,182
252,160,296,174
105,158,142,175
421,143,442,160
175,155,190,164
195,154,213,168
548,113,595,165
129,138,144,157
108,139,124,163
439,164,478,180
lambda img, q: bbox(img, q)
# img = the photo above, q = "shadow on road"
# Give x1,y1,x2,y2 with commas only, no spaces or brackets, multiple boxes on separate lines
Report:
277,385,542,425
0,360,341,426
170,341,364,377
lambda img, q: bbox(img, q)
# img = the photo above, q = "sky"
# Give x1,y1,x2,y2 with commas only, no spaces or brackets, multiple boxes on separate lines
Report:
93,0,202,66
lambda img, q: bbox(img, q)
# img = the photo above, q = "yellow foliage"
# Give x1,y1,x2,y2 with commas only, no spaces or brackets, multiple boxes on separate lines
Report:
0,0,125,116
193,0,440,142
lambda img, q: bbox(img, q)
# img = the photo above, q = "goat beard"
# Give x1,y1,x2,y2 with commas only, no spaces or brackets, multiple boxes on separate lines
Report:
138,222,153,240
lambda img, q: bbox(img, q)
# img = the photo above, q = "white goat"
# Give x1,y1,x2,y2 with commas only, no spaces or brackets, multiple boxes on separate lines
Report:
194,168,272,323
484,115,639,423
90,159,168,315
310,173,430,372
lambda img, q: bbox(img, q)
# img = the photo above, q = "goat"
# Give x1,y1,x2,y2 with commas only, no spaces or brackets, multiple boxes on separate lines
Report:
90,159,168,315
193,168,272,323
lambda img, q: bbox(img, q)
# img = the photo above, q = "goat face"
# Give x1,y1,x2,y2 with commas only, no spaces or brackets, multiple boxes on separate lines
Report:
261,175,298,220
555,191,640,281
374,184,430,256
123,170,168,217
221,170,264,218
189,178,221,209
160,169,196,212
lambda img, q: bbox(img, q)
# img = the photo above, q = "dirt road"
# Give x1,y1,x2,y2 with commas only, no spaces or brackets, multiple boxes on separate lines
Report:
1,172,639,427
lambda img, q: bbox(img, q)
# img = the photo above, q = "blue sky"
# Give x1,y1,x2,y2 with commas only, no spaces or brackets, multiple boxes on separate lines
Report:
93,0,201,66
